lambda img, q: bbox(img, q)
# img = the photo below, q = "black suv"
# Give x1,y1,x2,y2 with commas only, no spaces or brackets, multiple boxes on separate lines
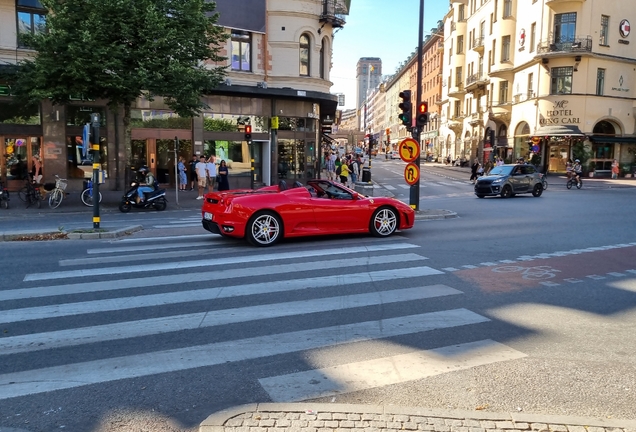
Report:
474,164,543,198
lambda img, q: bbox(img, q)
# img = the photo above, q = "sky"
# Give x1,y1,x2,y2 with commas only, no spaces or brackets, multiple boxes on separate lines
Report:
330,0,450,110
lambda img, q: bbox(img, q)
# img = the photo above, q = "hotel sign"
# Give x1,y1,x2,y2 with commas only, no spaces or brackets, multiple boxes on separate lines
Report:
539,100,581,126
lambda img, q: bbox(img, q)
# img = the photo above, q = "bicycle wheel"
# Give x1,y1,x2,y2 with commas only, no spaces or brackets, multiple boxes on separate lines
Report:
81,189,93,206
49,189,63,209
18,186,28,202
566,180,573,189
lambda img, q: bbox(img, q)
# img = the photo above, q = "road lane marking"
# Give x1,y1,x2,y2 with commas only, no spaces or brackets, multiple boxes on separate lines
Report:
0,309,488,400
259,339,526,402
24,242,420,282
3,253,426,302
0,285,462,355
3,266,444,324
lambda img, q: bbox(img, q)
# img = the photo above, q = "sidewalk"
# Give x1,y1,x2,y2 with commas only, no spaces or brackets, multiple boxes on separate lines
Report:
200,403,636,432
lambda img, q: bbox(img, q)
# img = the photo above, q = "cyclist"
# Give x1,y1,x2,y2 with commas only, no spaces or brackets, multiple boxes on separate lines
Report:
565,159,573,180
136,166,156,203
572,159,583,185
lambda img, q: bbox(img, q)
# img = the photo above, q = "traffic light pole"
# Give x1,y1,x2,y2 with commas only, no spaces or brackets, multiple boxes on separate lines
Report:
409,0,425,211
91,113,101,228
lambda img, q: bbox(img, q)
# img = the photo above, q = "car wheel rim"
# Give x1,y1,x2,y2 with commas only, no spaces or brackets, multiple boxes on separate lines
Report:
252,214,280,245
374,209,397,235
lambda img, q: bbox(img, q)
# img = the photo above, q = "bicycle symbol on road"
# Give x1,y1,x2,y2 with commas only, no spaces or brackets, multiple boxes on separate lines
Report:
492,265,561,280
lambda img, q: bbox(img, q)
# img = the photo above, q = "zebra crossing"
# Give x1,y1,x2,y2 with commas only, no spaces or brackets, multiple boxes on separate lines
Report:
0,235,526,403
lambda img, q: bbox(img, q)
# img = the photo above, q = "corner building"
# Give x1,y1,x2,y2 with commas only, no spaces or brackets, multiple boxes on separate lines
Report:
440,0,636,174
0,0,350,192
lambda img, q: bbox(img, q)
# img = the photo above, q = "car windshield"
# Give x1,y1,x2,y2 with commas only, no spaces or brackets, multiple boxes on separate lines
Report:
488,166,514,176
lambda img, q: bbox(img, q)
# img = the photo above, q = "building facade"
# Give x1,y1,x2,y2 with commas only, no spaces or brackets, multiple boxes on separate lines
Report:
0,0,351,192
440,0,636,174
355,57,382,111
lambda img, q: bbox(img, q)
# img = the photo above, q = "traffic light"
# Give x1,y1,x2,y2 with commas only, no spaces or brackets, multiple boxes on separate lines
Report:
416,102,429,128
398,90,412,130
244,125,252,141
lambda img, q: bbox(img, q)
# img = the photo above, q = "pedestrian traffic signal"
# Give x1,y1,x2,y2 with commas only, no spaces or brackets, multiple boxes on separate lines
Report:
416,102,429,128
244,125,252,141
398,90,412,130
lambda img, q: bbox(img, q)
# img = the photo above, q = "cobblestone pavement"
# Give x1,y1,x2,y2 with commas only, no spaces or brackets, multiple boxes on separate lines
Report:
199,404,636,432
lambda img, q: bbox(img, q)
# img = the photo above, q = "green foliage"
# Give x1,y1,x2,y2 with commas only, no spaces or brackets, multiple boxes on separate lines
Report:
130,117,192,129
12,0,227,116
572,141,592,165
204,118,236,131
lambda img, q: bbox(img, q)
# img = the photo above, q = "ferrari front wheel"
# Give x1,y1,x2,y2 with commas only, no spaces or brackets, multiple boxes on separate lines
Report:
246,211,282,247
370,206,398,237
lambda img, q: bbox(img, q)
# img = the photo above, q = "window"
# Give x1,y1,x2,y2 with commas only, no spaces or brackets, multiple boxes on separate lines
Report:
299,33,310,76
530,23,536,52
527,73,534,97
596,68,605,96
490,13,494,34
491,40,496,64
501,36,511,62
454,101,462,118
600,15,609,45
550,66,573,94
459,4,465,21
499,81,509,104
17,0,46,48
231,30,251,71
455,67,463,88
457,35,464,54
503,0,512,18
493,0,498,21
320,39,326,79
554,13,576,43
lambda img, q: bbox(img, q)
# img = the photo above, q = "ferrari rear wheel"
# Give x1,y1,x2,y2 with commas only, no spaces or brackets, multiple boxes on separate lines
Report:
246,211,282,247
370,206,398,237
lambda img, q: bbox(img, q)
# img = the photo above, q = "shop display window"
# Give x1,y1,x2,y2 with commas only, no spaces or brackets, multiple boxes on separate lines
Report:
66,106,106,127
130,110,191,129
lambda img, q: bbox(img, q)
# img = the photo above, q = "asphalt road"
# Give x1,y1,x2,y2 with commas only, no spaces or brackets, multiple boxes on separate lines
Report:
1,170,635,432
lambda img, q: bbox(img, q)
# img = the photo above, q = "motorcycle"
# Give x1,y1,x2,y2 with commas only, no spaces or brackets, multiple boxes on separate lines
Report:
119,179,167,212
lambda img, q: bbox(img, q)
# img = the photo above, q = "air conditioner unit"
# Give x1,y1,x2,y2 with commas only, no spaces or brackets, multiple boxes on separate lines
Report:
256,81,267,89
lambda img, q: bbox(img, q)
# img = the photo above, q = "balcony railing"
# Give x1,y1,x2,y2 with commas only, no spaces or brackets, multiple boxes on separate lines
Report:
472,36,485,51
513,91,535,103
320,0,348,28
536,36,592,55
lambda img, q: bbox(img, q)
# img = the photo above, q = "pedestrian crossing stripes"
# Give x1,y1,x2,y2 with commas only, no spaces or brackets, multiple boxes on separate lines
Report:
0,234,525,404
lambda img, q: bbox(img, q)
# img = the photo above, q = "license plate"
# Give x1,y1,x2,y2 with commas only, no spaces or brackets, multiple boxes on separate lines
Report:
204,212,213,221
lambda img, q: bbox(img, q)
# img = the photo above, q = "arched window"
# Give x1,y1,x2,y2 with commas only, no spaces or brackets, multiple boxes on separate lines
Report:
300,34,310,76
592,120,616,135
319,39,326,79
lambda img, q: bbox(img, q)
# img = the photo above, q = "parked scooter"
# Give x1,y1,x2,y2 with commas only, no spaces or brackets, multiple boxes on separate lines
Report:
119,168,167,212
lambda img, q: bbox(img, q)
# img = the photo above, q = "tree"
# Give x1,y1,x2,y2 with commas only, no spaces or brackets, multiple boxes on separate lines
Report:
11,0,227,184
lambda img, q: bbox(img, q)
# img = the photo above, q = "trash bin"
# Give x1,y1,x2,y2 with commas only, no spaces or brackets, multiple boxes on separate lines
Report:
361,167,371,183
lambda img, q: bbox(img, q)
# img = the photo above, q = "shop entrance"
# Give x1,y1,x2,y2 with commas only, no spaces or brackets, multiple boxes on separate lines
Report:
2,137,42,190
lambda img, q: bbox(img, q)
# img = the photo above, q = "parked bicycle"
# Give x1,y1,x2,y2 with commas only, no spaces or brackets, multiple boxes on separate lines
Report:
81,178,103,207
0,180,9,209
17,176,43,208
46,175,68,209
566,176,582,189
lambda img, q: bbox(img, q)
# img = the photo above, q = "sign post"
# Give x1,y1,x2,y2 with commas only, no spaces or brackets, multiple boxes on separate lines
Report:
91,113,101,229
399,137,420,163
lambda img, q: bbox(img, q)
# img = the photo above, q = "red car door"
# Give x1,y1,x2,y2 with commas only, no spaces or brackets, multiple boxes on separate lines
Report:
309,181,369,233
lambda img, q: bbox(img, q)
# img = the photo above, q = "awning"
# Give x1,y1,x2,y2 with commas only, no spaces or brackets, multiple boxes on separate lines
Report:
533,125,584,137
589,135,636,144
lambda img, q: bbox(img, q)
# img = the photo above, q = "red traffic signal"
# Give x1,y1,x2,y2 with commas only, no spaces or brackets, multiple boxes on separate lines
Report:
416,102,429,128
244,125,252,141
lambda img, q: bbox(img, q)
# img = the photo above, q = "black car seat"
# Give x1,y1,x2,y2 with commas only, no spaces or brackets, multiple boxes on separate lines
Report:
278,180,288,191
292,181,303,188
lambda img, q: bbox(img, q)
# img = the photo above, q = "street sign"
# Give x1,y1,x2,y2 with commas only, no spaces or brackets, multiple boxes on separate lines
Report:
321,127,332,134
399,137,420,163
404,162,420,185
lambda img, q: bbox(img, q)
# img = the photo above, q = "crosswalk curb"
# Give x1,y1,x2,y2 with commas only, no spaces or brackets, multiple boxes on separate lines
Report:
65,225,143,240
199,403,636,432
414,209,458,220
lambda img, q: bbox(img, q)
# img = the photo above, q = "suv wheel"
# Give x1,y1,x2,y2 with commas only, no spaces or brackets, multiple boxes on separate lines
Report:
500,185,513,198
532,183,543,197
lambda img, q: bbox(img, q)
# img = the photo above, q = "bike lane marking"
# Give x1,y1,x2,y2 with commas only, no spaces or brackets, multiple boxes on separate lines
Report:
450,245,636,293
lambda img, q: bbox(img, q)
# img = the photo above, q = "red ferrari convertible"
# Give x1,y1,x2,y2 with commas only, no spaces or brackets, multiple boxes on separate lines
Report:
201,179,415,246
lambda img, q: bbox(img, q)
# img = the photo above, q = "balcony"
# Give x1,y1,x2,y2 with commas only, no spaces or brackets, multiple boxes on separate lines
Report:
488,102,512,123
448,84,466,98
468,112,483,127
320,0,348,28
546,0,585,6
488,64,514,80
536,36,592,58
472,36,485,53
465,74,489,93
513,91,535,104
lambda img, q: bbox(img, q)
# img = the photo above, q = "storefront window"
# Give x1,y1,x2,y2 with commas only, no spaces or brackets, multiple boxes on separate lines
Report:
204,140,250,175
278,139,305,180
0,101,40,125
66,135,107,179
66,106,106,127
130,110,191,129
277,117,315,132
203,114,268,132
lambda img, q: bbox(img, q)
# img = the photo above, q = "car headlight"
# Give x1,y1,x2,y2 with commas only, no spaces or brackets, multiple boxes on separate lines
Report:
491,178,504,184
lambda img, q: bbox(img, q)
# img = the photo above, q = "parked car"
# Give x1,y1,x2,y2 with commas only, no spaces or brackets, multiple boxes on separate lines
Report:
389,151,400,160
474,164,544,198
201,179,415,246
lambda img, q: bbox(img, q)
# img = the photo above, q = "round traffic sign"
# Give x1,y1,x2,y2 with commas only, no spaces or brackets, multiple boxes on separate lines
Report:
399,138,420,163
404,162,420,185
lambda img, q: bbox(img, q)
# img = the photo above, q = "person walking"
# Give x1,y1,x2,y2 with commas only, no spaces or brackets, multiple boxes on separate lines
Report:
470,158,481,183
217,160,230,191
611,159,619,179
206,155,217,193
188,155,198,191
195,155,208,199
338,158,350,185
350,156,360,184
177,157,187,191
325,154,336,181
